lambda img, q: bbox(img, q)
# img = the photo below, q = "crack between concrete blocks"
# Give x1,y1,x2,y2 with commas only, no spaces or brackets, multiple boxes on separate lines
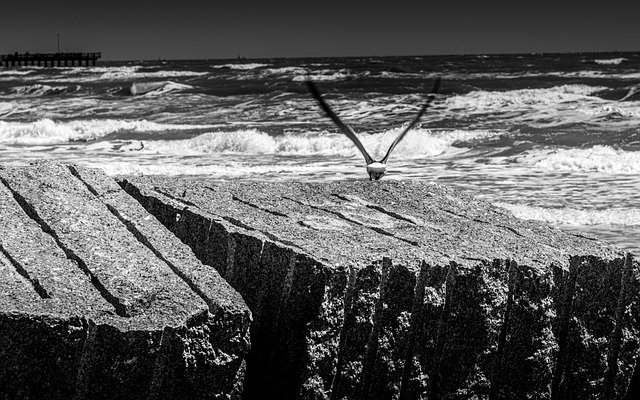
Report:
0,177,128,317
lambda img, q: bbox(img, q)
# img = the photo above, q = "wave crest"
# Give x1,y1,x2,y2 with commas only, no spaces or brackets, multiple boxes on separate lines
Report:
594,58,627,65
520,146,640,173
7,84,81,96
498,202,640,226
135,128,503,157
0,119,215,144
130,81,193,96
212,63,270,70
447,85,606,110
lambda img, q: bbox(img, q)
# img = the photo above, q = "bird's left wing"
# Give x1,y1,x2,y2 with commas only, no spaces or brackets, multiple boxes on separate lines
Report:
307,81,375,165
381,77,441,164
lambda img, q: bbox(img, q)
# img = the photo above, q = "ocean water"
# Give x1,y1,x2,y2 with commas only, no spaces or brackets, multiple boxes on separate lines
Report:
1,53,638,253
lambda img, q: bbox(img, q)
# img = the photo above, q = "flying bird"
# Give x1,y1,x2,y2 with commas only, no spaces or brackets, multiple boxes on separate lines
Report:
307,77,441,180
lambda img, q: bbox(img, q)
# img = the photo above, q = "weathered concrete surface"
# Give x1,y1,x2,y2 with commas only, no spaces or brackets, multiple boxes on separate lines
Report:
0,162,250,400
119,176,640,400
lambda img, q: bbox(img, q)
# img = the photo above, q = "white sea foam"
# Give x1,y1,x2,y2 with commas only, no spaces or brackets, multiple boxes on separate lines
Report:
8,84,80,96
263,67,308,74
47,66,208,82
131,128,503,158
497,203,640,227
440,84,640,128
292,71,353,82
212,63,269,70
579,104,640,118
0,69,35,76
424,70,640,81
0,119,216,144
620,84,640,101
594,58,627,65
446,85,606,110
130,81,193,96
546,71,640,80
519,146,640,174
60,66,141,75
89,160,328,177
258,66,356,81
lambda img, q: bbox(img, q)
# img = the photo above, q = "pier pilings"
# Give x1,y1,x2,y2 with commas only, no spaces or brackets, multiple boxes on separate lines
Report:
0,52,101,68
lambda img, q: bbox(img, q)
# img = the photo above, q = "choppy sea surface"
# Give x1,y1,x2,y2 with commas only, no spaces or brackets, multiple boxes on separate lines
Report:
1,53,639,253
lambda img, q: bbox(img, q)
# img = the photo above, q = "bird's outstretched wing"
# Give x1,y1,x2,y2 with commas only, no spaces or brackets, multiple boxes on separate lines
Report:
381,77,441,164
306,81,375,165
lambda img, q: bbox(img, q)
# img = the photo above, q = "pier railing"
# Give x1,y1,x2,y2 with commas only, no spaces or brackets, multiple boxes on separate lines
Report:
0,52,101,67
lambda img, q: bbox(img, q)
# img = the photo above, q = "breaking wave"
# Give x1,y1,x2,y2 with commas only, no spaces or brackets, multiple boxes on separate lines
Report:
7,84,81,96
292,70,355,82
131,128,503,157
212,63,270,70
90,160,327,177
47,66,208,82
446,85,607,110
129,81,193,96
0,119,216,144
263,67,308,75
497,202,640,227
519,146,640,174
594,58,627,65
0,69,36,77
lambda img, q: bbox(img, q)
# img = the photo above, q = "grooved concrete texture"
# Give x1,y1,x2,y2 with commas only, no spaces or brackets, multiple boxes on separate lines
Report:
120,176,640,400
0,162,250,400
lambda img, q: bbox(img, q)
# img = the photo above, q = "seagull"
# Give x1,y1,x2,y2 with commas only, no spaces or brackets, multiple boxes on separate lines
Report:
307,77,441,180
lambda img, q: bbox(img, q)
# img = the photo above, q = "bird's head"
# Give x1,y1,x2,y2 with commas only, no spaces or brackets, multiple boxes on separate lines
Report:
367,162,386,181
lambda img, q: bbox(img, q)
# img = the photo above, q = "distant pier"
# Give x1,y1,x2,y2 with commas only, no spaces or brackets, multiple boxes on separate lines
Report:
0,52,101,67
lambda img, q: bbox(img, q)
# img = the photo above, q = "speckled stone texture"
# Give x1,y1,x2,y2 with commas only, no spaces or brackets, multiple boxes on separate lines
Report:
119,176,640,400
0,162,250,400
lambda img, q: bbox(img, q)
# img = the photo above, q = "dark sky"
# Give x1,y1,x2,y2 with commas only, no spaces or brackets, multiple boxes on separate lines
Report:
1,0,638,60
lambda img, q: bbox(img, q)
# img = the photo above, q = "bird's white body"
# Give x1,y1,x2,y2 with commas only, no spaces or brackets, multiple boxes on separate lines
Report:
366,162,387,180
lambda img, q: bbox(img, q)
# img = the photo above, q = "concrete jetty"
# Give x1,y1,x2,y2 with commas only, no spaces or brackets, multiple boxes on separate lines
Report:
1,160,639,399
121,177,639,400
0,162,250,399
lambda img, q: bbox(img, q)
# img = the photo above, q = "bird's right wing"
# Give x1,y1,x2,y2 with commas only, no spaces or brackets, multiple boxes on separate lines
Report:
306,81,375,165
381,77,441,164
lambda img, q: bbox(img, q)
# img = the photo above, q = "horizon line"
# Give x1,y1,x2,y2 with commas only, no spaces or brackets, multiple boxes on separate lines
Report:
96,49,640,63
